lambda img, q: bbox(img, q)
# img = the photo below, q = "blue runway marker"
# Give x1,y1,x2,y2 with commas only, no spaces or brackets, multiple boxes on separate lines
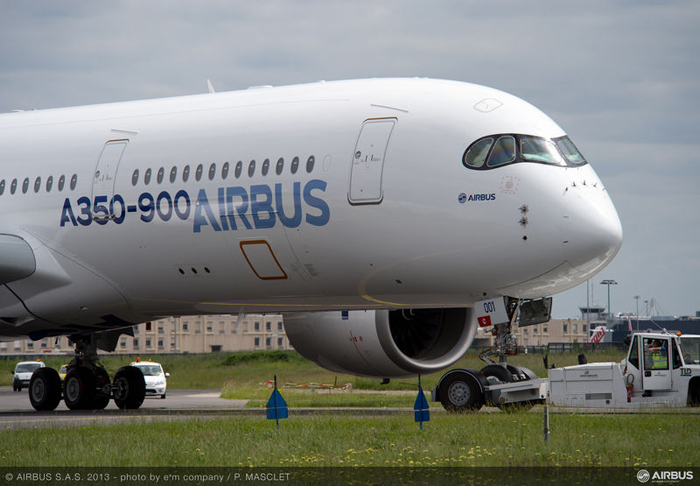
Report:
414,375,430,430
266,375,288,429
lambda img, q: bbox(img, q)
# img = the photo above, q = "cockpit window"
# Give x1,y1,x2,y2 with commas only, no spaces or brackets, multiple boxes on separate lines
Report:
462,133,588,170
488,136,516,167
520,136,566,166
555,136,587,165
464,137,493,168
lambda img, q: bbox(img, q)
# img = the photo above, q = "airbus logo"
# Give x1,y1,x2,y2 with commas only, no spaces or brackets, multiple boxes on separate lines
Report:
637,469,694,483
59,180,331,233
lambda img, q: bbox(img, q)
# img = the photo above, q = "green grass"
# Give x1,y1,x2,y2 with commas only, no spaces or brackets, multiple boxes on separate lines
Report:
1,413,698,467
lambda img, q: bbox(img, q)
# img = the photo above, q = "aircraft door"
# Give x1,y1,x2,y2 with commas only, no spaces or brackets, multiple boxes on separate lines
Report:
92,139,128,219
348,118,396,204
641,336,673,391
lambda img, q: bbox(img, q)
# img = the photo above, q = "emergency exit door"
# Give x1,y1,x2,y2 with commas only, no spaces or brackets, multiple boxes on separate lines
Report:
348,118,396,204
92,139,128,220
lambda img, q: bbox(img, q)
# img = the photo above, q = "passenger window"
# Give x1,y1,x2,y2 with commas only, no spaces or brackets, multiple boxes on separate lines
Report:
132,169,140,186
46,176,53,192
276,158,284,175
262,159,270,176
170,167,177,183
487,136,516,167
34,177,41,193
291,156,299,174
58,176,65,192
235,161,243,178
70,174,77,190
222,162,230,179
0,180,5,195
248,160,256,177
195,164,203,182
10,179,17,195
464,138,493,168
22,178,29,194
208,163,216,181
306,155,315,173
182,165,190,182
157,167,165,184
144,169,152,185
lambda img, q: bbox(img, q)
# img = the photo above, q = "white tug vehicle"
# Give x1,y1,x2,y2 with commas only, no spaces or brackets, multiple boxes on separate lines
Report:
432,298,700,411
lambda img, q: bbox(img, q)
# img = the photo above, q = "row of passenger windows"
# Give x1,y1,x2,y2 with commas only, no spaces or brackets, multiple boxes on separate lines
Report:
463,134,587,170
0,174,78,196
0,155,318,196
131,156,317,187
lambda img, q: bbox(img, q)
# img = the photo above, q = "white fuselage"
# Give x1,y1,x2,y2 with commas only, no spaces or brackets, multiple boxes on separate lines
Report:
0,78,622,340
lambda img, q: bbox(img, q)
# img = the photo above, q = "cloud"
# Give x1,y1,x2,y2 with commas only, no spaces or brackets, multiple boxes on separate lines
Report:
0,0,697,318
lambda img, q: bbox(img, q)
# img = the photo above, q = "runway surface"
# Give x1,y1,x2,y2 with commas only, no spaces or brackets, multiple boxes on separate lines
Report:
0,386,253,429
0,387,422,429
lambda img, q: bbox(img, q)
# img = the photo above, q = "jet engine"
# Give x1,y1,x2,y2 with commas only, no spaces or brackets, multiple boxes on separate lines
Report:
283,308,477,378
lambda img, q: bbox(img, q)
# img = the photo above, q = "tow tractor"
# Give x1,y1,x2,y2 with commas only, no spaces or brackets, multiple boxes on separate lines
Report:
432,297,700,411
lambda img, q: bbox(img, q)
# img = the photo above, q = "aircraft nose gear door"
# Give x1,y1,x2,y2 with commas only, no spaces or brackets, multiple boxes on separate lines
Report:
92,139,128,220
348,118,396,205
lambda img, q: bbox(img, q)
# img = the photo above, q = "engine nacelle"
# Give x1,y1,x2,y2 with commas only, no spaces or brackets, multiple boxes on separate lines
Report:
283,308,477,379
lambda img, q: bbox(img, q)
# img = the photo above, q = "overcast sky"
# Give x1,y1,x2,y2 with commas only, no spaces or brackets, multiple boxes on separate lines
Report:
1,1,698,319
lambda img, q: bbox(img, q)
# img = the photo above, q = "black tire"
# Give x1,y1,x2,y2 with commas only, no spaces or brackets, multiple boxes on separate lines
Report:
439,371,484,412
161,393,166,399
688,379,700,407
29,368,62,411
64,367,96,410
481,365,513,383
113,366,145,410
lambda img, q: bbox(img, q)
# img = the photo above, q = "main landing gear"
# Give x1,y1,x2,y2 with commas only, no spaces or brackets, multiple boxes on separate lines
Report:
28,334,145,412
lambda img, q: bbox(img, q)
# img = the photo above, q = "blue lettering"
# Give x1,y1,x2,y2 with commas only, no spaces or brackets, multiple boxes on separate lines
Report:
467,193,496,202
193,189,222,233
156,191,173,221
275,182,302,228
250,185,276,229
76,196,92,226
58,180,331,231
173,190,191,220
217,188,229,231
304,179,330,226
110,195,126,224
138,193,155,222
60,198,77,227
226,187,251,230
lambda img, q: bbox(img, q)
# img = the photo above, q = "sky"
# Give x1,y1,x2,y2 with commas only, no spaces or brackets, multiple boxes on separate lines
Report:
1,1,698,319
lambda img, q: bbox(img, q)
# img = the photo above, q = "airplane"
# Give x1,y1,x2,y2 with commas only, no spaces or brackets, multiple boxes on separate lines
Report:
0,78,622,411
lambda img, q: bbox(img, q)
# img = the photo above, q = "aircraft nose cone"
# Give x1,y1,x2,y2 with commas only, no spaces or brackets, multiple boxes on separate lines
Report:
566,185,623,277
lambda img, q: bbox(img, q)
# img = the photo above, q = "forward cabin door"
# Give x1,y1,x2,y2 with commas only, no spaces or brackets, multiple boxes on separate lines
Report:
348,118,396,204
92,139,128,220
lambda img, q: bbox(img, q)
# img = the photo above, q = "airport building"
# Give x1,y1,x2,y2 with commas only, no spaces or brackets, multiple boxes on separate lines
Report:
2,314,591,356
0,314,288,355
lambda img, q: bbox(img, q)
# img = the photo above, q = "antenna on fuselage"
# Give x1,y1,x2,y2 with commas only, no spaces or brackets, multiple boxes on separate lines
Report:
206,79,216,94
